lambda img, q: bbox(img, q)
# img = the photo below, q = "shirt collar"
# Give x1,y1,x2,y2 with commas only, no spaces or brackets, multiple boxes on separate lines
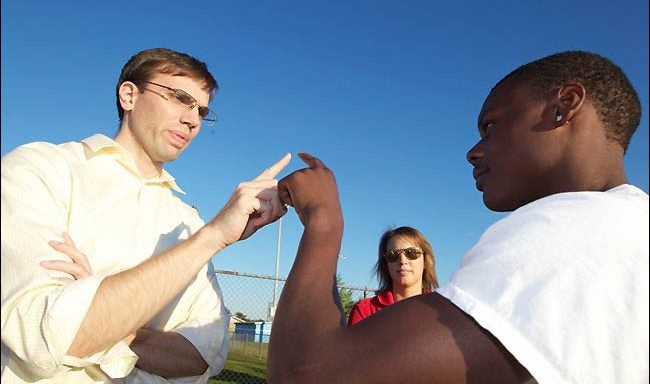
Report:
377,290,395,306
81,134,185,194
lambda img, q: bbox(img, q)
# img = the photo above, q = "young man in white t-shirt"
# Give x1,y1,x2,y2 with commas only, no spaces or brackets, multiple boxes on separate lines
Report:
268,51,648,383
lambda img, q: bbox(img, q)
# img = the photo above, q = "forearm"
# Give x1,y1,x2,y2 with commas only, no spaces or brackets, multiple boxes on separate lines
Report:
130,328,208,378
68,226,222,357
269,226,343,374
279,227,343,316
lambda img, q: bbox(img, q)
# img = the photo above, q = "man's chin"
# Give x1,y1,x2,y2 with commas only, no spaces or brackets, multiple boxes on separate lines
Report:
164,146,186,162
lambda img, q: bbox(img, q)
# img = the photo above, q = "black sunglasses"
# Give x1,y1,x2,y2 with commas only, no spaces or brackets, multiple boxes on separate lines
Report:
383,247,423,263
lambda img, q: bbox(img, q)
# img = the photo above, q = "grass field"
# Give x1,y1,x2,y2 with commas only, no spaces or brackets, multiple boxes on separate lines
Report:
209,349,268,384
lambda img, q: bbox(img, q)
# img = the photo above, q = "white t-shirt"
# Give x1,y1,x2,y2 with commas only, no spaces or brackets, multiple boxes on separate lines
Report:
438,184,649,384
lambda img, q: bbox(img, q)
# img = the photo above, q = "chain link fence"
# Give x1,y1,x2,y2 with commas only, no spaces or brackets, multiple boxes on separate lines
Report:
209,270,374,384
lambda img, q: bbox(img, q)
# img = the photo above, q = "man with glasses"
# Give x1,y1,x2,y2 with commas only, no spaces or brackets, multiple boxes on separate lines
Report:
1,48,290,383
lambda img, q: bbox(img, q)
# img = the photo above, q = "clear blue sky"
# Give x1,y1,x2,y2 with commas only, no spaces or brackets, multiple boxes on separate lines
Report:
2,0,648,291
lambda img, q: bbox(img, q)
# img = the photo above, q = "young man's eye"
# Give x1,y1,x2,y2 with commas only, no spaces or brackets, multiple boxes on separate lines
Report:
479,121,494,139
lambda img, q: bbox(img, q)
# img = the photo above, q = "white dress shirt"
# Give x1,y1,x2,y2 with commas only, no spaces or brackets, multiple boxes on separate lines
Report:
1,134,229,383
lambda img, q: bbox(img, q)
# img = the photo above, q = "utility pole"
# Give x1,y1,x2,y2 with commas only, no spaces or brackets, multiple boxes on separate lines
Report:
270,218,282,321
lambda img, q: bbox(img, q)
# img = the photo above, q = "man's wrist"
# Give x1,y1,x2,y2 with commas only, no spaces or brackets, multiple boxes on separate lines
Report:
195,224,229,254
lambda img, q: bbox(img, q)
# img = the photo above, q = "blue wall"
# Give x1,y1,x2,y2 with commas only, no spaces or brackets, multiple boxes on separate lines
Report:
234,322,272,343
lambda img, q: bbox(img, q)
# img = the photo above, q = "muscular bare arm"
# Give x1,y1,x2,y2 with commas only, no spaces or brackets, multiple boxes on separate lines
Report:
268,153,530,384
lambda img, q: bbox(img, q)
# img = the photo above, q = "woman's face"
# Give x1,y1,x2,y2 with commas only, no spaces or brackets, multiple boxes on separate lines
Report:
384,235,425,291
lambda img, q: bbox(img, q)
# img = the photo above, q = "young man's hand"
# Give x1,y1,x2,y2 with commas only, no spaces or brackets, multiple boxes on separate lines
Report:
278,152,343,232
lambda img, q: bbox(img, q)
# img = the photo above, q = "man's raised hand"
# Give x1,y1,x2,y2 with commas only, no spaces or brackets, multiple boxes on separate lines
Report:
209,153,292,247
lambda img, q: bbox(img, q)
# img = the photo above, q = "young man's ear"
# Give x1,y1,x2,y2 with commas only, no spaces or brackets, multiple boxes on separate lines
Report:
118,81,139,113
554,83,586,126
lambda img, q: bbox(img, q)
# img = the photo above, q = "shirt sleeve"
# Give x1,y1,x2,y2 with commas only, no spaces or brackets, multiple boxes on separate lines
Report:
122,261,230,383
347,303,364,325
170,262,230,377
1,144,137,379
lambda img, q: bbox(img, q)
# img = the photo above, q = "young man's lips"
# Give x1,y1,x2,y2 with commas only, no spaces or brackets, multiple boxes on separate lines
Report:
473,167,488,180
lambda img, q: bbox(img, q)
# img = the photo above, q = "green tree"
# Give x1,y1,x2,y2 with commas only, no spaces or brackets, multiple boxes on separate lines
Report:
336,274,356,318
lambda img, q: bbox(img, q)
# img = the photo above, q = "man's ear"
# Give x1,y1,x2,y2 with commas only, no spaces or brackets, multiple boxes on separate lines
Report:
118,81,139,112
554,83,586,126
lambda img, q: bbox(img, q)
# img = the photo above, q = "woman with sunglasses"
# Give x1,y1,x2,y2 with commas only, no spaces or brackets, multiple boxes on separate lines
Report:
348,226,439,325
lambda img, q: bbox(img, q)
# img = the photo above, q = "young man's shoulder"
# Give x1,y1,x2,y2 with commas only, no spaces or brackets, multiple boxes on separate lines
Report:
518,185,648,218
474,185,648,255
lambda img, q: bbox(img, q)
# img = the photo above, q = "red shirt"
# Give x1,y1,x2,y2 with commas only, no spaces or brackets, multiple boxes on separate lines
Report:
347,290,395,325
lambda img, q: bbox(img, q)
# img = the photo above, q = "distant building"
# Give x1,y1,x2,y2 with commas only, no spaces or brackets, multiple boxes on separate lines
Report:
234,321,272,343
228,315,247,333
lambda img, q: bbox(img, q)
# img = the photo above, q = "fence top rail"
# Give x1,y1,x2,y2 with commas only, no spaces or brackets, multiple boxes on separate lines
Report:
214,269,376,292
215,269,284,282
